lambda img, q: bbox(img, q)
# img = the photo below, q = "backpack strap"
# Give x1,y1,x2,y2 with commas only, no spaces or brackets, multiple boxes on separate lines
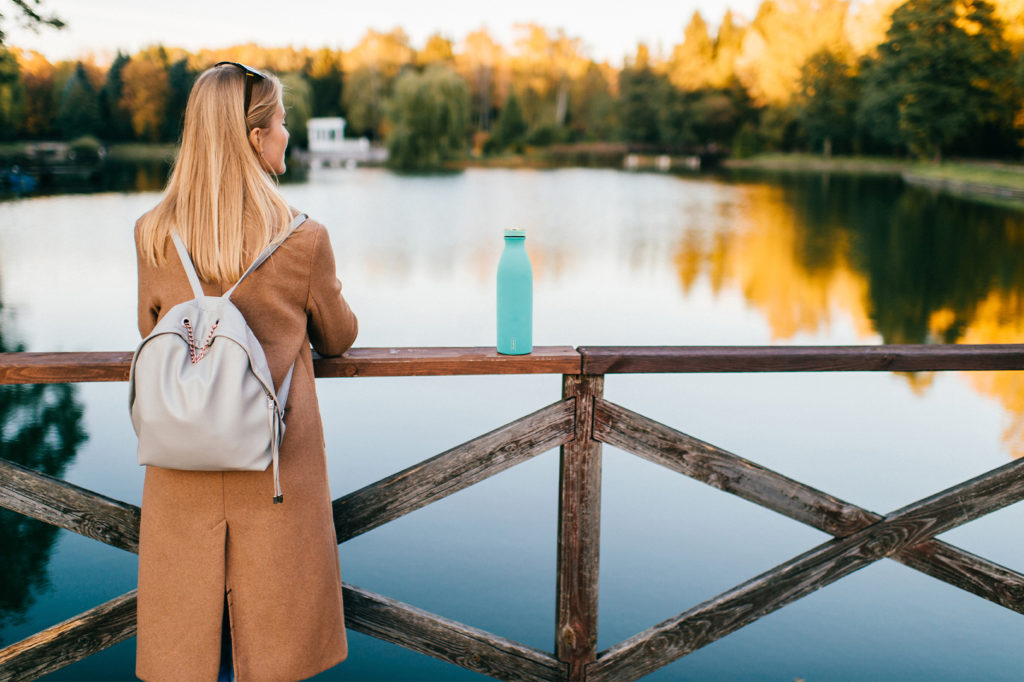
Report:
224,213,308,300
228,213,307,415
170,232,205,299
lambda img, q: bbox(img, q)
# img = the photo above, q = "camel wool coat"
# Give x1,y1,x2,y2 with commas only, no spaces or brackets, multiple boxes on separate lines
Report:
134,213,357,681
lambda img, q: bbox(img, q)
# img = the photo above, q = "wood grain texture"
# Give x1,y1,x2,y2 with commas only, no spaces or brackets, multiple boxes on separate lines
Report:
334,400,575,543
588,455,1024,681
593,399,874,536
315,346,582,377
594,399,1024,615
344,583,565,681
0,352,132,385
0,590,137,682
0,458,140,553
0,348,581,385
7,344,1024,384
580,344,1024,375
555,375,603,681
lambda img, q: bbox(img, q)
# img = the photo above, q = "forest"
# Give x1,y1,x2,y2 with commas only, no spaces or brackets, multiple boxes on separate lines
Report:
1,0,1023,169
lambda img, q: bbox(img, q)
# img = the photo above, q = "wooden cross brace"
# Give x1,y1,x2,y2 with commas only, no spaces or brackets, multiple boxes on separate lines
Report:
590,398,1024,680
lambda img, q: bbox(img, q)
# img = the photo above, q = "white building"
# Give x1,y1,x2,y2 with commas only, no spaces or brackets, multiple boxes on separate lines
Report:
304,117,386,166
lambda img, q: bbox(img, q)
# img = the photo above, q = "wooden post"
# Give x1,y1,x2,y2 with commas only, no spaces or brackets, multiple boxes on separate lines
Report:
556,374,604,681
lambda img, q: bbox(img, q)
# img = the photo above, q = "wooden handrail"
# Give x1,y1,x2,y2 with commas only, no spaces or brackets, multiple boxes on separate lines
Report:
580,344,1024,374
3,344,1023,386
0,347,581,384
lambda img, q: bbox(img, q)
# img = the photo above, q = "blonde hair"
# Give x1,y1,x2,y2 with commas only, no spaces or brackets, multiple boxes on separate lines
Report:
137,64,293,283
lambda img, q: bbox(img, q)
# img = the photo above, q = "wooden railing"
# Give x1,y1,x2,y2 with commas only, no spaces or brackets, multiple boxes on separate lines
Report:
1,344,1024,681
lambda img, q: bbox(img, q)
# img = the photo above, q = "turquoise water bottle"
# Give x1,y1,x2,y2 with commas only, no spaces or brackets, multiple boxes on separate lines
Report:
497,228,533,355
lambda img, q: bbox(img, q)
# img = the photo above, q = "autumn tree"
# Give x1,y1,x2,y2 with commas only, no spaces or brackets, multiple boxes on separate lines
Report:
734,0,850,104
343,28,414,139
858,0,1016,160
512,24,587,129
119,50,170,142
456,28,507,131
667,11,714,92
385,64,470,170
710,11,746,88
417,33,455,67
14,47,52,137
56,61,99,139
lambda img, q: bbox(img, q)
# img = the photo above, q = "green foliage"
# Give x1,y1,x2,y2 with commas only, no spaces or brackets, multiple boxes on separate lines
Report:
857,0,1015,161
342,66,387,140
616,64,669,144
385,65,470,171
798,50,860,157
56,62,99,140
100,52,133,141
0,47,24,140
161,58,194,142
524,123,569,147
758,105,804,152
731,122,761,158
490,90,527,152
304,49,343,117
68,133,102,162
280,71,313,149
569,62,614,140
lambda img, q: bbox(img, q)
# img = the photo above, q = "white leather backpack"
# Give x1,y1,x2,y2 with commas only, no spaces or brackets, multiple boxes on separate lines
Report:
129,213,307,503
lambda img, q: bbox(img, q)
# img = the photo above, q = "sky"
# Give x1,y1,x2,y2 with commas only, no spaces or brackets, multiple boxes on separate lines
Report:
5,0,766,66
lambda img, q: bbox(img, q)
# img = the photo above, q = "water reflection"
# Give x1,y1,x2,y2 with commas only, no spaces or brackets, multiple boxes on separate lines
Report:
2,156,309,201
0,300,88,636
678,172,1024,453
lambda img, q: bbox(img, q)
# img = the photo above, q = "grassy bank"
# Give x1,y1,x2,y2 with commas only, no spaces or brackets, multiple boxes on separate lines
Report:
904,160,1024,192
722,154,909,175
724,154,1024,209
105,143,178,163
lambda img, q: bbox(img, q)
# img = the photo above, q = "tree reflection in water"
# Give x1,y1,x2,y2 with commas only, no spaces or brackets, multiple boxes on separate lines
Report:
0,301,88,635
680,171,1024,455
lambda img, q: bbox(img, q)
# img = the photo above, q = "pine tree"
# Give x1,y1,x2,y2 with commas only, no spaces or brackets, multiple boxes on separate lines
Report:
56,62,100,139
493,90,527,151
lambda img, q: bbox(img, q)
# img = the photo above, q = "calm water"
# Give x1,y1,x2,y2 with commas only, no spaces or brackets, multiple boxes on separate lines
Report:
2,166,1024,680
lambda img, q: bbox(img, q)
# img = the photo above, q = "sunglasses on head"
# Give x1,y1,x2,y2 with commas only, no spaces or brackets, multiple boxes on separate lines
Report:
214,61,266,118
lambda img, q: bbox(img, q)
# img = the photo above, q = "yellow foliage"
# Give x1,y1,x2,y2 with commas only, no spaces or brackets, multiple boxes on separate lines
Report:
12,48,55,136
344,28,414,76
846,0,903,55
417,33,455,67
989,0,1024,45
120,55,170,141
959,291,1024,458
735,0,851,104
666,11,715,92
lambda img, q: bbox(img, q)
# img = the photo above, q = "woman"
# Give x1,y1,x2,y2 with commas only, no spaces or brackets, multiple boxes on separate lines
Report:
134,62,357,681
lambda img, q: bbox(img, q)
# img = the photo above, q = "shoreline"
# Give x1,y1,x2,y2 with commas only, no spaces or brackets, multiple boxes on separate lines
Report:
5,142,1024,208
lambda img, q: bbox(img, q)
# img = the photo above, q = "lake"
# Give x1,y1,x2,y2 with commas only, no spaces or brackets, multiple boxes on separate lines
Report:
1,165,1024,680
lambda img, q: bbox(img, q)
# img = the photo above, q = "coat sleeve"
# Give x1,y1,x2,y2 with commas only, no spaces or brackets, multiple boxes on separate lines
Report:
136,221,160,338
306,223,357,357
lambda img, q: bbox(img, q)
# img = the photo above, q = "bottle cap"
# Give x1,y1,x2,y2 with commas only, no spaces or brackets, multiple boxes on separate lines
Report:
504,228,526,238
